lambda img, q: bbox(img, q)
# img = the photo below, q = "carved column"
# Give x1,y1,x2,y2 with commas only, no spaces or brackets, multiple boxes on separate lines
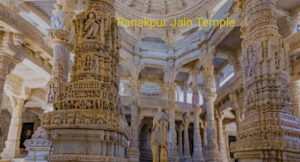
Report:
182,113,191,162
127,102,140,162
202,48,222,162
232,0,300,161
191,77,204,162
1,98,24,159
168,83,179,161
216,111,229,162
47,2,71,104
41,0,129,161
192,108,204,162
288,81,300,118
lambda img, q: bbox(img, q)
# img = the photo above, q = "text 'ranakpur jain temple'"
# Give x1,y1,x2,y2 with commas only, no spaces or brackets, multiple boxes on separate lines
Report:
0,0,299,162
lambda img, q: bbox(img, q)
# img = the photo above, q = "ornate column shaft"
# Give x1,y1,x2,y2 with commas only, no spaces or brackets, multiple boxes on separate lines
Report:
202,48,222,162
232,0,300,161
182,113,191,161
41,0,129,161
1,98,24,159
47,2,71,104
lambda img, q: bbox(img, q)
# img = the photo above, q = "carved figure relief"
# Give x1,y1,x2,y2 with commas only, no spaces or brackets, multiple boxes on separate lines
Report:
84,12,100,40
144,0,150,13
51,4,65,29
246,45,256,78
47,82,57,104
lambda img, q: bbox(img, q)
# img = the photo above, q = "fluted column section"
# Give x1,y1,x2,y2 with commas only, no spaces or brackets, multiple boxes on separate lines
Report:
1,98,24,159
202,48,222,162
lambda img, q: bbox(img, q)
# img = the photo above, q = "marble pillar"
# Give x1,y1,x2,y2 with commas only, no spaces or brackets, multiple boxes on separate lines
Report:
1,98,24,159
168,83,180,161
47,2,71,104
232,0,300,161
182,113,191,162
127,102,140,162
192,108,204,162
217,112,229,162
202,49,222,162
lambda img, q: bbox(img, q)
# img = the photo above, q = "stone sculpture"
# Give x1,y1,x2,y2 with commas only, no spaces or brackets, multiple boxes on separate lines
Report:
151,109,168,162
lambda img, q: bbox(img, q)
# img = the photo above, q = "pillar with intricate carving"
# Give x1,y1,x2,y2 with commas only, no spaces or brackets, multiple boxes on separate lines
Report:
41,0,129,161
232,0,300,161
127,102,140,162
202,48,222,162
46,1,71,105
1,98,24,159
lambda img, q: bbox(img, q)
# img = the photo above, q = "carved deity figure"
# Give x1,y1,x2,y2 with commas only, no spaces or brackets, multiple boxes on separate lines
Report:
47,82,57,104
151,110,168,162
84,12,99,40
51,4,65,29
246,46,256,78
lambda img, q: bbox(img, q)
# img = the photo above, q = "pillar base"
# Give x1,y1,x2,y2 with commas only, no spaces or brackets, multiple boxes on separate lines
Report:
168,149,180,162
126,146,140,162
46,129,128,162
181,155,192,162
192,152,205,162
204,148,222,162
0,140,21,160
